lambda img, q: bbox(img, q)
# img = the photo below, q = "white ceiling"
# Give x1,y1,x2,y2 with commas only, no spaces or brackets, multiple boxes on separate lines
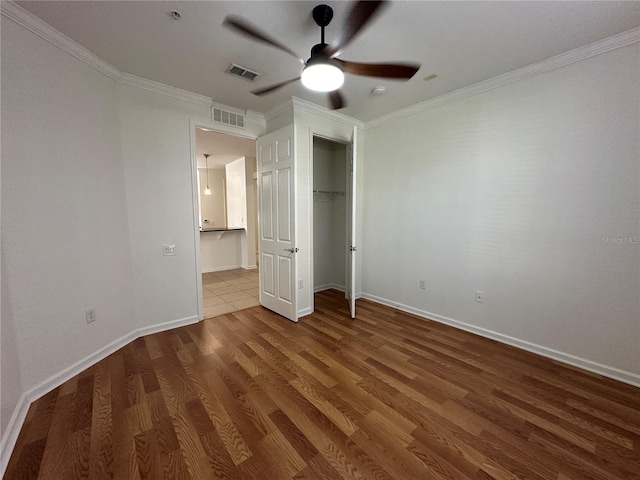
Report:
15,1,640,122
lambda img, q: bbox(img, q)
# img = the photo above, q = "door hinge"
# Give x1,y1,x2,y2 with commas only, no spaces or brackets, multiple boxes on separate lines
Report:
349,246,357,252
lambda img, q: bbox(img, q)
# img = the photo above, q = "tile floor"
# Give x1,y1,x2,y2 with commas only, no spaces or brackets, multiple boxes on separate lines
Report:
202,268,260,319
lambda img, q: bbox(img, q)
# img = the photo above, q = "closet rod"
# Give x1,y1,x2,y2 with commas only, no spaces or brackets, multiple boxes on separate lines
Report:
313,190,344,195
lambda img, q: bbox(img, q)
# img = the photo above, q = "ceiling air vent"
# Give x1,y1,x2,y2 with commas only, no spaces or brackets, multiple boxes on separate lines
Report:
226,63,261,82
212,107,245,128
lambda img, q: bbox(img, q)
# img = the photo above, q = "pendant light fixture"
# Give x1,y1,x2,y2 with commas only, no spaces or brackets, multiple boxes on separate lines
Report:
203,154,212,195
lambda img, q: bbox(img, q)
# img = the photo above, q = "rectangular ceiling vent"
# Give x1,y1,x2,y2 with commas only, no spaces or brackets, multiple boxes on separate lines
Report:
212,107,245,128
226,63,261,82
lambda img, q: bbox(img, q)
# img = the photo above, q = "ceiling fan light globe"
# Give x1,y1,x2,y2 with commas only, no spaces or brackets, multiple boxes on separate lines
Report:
301,62,344,92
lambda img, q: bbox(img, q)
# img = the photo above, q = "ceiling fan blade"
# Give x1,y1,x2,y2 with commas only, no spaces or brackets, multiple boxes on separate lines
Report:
336,59,421,79
325,1,389,58
251,77,301,96
328,90,346,110
223,16,304,63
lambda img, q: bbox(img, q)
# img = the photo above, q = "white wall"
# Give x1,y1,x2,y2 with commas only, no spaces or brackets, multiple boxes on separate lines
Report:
118,85,208,330
200,231,243,272
0,255,21,442
242,156,258,269
1,16,134,442
198,168,225,228
118,88,265,332
362,44,640,380
225,157,247,229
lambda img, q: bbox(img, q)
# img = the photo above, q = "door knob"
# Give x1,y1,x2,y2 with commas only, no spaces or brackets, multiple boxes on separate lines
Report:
284,247,299,253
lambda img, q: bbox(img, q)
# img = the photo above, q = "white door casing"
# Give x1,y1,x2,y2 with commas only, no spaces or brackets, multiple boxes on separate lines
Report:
257,125,298,322
347,126,357,319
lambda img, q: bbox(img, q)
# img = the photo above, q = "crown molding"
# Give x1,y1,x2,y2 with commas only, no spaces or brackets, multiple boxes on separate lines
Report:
1,1,213,108
5,1,637,132
1,1,121,81
365,26,640,130
2,0,266,125
265,99,295,123
244,109,266,124
119,72,212,107
292,97,364,128
265,97,364,129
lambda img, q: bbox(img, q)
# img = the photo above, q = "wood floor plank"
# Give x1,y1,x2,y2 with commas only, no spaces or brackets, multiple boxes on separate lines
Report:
170,404,215,479
35,392,75,480
88,391,113,479
5,289,640,480
5,438,46,480
292,452,348,480
159,449,192,479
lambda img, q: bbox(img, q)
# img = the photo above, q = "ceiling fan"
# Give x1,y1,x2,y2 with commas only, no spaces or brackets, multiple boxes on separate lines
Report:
223,1,421,110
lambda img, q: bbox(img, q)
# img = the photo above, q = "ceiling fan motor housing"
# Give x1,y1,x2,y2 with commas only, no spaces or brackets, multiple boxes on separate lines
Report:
310,42,330,59
312,4,333,27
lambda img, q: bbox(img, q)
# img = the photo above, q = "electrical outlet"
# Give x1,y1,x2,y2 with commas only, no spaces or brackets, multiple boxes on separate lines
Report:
475,291,485,303
85,309,96,324
298,280,303,289
419,280,426,290
163,244,176,256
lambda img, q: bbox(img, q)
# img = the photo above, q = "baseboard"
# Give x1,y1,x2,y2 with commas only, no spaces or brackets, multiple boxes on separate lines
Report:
1,393,29,475
361,293,640,388
0,315,200,477
297,307,313,318
314,283,345,293
202,265,242,273
27,330,139,404
137,315,199,337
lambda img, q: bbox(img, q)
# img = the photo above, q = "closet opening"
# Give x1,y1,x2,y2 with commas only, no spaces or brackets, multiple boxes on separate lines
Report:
312,136,351,315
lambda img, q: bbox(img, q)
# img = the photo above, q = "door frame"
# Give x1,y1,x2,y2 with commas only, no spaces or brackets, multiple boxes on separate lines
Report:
188,119,259,320
308,127,354,315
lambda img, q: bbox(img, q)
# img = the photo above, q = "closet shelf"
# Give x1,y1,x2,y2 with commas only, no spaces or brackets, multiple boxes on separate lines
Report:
313,189,345,202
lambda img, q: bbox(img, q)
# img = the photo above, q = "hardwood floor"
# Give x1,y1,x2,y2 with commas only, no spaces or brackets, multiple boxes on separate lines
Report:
5,290,640,479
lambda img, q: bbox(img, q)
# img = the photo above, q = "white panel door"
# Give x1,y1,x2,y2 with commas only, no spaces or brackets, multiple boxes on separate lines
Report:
257,125,297,322
347,126,357,319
